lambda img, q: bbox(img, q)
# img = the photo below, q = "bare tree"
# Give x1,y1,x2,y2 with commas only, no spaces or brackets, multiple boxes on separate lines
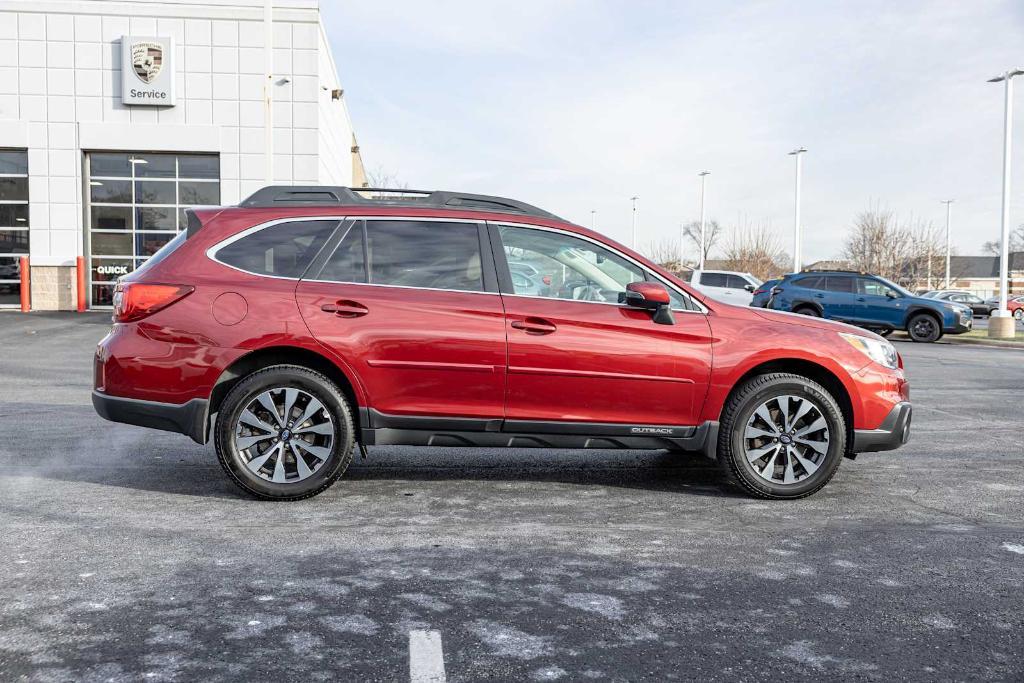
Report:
841,207,943,288
721,222,789,281
645,237,686,275
681,219,722,264
364,166,408,191
982,224,1024,255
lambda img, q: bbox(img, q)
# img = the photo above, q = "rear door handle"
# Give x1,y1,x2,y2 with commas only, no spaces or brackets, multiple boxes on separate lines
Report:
814,293,825,298
510,317,557,335
856,297,866,302
321,299,369,318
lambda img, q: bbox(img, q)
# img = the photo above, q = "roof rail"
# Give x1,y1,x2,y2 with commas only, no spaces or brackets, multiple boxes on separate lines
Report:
799,268,868,275
238,185,563,221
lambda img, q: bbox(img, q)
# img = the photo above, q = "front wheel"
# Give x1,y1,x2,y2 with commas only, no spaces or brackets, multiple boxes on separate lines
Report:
907,312,941,343
1014,308,1023,321
717,373,846,499
215,365,355,500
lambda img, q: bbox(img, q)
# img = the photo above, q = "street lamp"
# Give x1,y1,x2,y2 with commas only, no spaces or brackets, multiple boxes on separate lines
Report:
987,68,1024,337
941,199,954,288
698,171,710,270
630,196,639,249
788,147,807,273
590,210,596,231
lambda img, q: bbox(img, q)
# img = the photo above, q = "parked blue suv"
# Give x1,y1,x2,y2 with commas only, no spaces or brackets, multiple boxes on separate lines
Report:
768,271,972,342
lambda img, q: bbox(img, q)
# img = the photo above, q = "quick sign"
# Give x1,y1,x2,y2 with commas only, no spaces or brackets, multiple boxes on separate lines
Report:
121,36,175,106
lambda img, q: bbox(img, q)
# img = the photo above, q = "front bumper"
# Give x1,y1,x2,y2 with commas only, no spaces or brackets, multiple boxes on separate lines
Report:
852,401,912,453
92,390,208,444
945,311,973,334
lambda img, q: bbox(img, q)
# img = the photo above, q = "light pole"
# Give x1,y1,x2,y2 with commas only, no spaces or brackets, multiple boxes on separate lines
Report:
698,171,710,270
788,147,807,273
941,199,954,288
590,210,596,231
630,196,639,249
988,68,1024,336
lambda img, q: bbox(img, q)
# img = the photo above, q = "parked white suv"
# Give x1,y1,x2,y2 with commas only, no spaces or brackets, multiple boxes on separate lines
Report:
689,270,762,305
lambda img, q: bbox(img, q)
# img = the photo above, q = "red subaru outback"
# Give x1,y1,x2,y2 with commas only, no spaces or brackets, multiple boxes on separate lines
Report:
93,186,911,501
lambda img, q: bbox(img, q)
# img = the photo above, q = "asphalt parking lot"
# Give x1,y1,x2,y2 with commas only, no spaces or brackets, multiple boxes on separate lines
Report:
1,313,1022,682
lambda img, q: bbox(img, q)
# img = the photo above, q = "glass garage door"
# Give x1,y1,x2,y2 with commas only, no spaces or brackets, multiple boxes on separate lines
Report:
86,152,219,307
0,149,29,308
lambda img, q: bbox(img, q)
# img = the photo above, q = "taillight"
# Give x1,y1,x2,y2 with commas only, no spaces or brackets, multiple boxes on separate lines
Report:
113,282,194,323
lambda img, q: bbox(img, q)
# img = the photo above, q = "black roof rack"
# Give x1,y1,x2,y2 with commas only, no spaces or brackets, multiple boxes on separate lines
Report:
798,268,868,275
238,186,563,221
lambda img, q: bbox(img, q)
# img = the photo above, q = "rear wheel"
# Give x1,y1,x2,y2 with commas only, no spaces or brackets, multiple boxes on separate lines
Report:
907,312,941,343
215,365,355,500
1014,308,1023,321
717,373,846,499
793,306,821,317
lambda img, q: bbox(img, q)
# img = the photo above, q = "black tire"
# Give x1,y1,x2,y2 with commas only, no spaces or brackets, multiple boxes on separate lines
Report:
906,312,942,343
1014,309,1023,321
793,305,821,317
717,373,846,499
215,365,355,501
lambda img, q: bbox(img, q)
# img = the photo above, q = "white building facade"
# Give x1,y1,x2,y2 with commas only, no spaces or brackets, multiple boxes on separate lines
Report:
0,0,364,309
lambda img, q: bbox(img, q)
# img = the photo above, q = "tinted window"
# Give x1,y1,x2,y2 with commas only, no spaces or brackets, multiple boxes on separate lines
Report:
217,220,338,278
500,225,643,302
319,222,367,283
793,275,823,289
824,275,855,293
700,272,728,287
367,220,483,292
726,274,751,289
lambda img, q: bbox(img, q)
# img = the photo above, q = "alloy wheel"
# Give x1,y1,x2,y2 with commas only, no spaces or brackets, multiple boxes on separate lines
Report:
234,387,335,484
911,316,936,340
742,394,830,485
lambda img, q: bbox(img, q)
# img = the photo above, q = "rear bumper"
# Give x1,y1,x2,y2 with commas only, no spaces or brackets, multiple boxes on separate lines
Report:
92,390,208,444
852,401,911,453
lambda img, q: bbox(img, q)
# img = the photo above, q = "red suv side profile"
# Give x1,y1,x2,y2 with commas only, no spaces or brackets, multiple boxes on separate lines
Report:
93,186,911,501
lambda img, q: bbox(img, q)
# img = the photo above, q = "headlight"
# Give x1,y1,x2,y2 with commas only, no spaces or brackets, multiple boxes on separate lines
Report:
839,332,899,369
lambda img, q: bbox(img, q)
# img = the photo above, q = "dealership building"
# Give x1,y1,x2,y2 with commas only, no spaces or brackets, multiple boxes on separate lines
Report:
0,0,365,309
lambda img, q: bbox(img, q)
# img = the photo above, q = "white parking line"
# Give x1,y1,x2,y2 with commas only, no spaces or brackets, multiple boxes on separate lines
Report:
409,629,447,683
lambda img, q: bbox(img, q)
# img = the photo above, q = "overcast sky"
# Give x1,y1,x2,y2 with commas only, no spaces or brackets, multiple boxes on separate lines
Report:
322,0,1024,263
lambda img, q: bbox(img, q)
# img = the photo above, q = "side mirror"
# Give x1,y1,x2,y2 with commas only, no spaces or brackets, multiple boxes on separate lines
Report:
619,282,675,325
744,284,756,293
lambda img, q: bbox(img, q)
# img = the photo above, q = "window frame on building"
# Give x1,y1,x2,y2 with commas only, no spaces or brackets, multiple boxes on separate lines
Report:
84,151,220,307
0,149,29,308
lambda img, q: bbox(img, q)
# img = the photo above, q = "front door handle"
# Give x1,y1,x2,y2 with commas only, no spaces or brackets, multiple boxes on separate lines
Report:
321,299,369,318
814,293,825,298
510,317,557,335
856,297,866,302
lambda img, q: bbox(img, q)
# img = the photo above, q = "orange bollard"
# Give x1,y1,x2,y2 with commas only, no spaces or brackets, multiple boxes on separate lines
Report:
19,256,29,312
76,256,87,312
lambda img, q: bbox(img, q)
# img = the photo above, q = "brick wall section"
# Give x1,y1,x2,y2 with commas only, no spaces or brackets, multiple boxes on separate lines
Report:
30,264,76,310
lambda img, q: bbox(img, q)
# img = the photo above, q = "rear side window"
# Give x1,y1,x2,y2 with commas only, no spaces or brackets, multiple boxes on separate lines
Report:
318,222,366,283
216,219,338,278
700,272,728,287
132,231,186,278
366,220,483,292
824,275,855,293
793,275,823,289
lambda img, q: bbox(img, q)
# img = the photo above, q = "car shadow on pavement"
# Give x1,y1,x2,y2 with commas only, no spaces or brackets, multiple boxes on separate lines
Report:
7,448,740,501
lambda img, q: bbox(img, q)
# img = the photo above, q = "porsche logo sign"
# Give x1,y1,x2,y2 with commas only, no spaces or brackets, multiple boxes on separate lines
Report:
121,36,176,106
131,41,164,84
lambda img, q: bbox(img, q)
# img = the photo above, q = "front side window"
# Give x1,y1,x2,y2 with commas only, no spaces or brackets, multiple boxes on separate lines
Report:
858,277,898,297
216,220,339,278
0,149,29,308
366,220,484,292
499,225,643,303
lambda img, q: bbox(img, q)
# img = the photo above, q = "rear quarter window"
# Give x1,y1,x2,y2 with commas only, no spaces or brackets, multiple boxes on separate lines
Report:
215,219,339,278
